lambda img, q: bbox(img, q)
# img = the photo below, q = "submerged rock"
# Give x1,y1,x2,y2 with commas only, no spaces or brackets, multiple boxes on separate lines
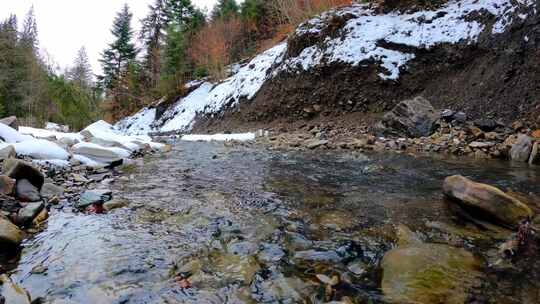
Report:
0,216,24,246
15,179,41,202
381,243,481,304
443,175,533,227
380,96,439,138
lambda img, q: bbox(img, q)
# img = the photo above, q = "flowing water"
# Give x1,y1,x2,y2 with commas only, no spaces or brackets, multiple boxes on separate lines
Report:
6,142,540,303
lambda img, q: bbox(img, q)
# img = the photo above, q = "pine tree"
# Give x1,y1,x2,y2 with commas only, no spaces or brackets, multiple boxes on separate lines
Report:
211,0,239,21
99,4,137,90
20,6,38,52
68,47,93,90
140,0,167,91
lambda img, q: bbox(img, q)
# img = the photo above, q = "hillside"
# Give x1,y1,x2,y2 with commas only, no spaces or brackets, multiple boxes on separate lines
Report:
116,0,540,135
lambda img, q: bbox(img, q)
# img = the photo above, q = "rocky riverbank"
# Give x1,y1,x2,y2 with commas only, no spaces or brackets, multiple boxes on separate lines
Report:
0,118,169,291
254,96,540,165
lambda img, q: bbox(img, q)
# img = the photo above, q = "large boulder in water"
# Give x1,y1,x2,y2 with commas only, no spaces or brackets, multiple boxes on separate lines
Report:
382,243,481,304
381,225,481,304
443,175,533,227
380,96,440,138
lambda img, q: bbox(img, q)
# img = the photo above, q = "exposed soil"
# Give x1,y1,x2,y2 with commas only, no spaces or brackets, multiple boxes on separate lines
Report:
193,5,540,133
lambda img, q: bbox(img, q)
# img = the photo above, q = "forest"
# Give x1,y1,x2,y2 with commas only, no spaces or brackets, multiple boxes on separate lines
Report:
0,0,351,129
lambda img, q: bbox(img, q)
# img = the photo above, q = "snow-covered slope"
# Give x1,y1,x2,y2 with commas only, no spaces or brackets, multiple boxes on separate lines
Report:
116,0,535,135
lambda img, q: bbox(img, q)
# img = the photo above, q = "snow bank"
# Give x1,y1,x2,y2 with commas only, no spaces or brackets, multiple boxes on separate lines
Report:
19,126,83,142
82,120,154,151
181,133,256,142
13,139,70,160
116,43,287,134
0,124,33,143
116,0,535,134
114,108,156,136
281,0,535,80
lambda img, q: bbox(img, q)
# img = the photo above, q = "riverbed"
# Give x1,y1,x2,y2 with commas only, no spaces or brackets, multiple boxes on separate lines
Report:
7,141,540,303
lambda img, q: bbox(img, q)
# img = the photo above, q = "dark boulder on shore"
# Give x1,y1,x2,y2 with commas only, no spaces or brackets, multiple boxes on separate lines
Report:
379,97,440,138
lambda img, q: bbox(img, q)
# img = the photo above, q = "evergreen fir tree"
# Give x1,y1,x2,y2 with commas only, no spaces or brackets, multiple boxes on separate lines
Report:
211,0,239,21
68,47,93,90
99,4,137,90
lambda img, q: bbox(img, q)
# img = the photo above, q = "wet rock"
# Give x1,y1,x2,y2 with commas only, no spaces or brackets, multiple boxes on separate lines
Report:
103,199,128,211
440,109,454,121
40,183,64,199
285,232,314,251
76,189,112,209
469,141,495,149
306,139,329,149
0,145,15,160
32,208,48,227
293,250,342,265
510,134,532,162
453,111,467,123
258,243,285,263
528,142,539,165
381,242,480,304
0,176,15,195
0,274,31,304
17,202,44,226
380,96,439,138
251,271,314,303
443,175,533,227
228,241,258,256
15,179,41,202
3,159,44,190
347,260,367,276
468,126,484,139
0,116,19,130
474,118,498,132
0,216,23,246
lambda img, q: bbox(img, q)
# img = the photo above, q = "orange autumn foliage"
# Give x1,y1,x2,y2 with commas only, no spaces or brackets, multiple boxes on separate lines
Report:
190,17,244,80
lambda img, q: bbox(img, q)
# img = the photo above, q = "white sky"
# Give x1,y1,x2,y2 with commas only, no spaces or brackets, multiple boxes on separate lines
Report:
0,0,218,75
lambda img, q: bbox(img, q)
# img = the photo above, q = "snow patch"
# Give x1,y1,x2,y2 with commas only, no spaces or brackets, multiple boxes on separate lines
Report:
181,133,256,142
13,139,70,160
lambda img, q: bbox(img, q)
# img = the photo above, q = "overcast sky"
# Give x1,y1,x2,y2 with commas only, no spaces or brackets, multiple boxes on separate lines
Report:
0,0,218,75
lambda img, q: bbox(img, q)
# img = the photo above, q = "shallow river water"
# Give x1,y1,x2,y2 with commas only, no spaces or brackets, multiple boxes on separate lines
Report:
7,142,540,303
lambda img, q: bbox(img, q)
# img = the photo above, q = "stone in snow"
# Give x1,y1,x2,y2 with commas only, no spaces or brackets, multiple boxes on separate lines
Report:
0,116,19,130
3,159,45,191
